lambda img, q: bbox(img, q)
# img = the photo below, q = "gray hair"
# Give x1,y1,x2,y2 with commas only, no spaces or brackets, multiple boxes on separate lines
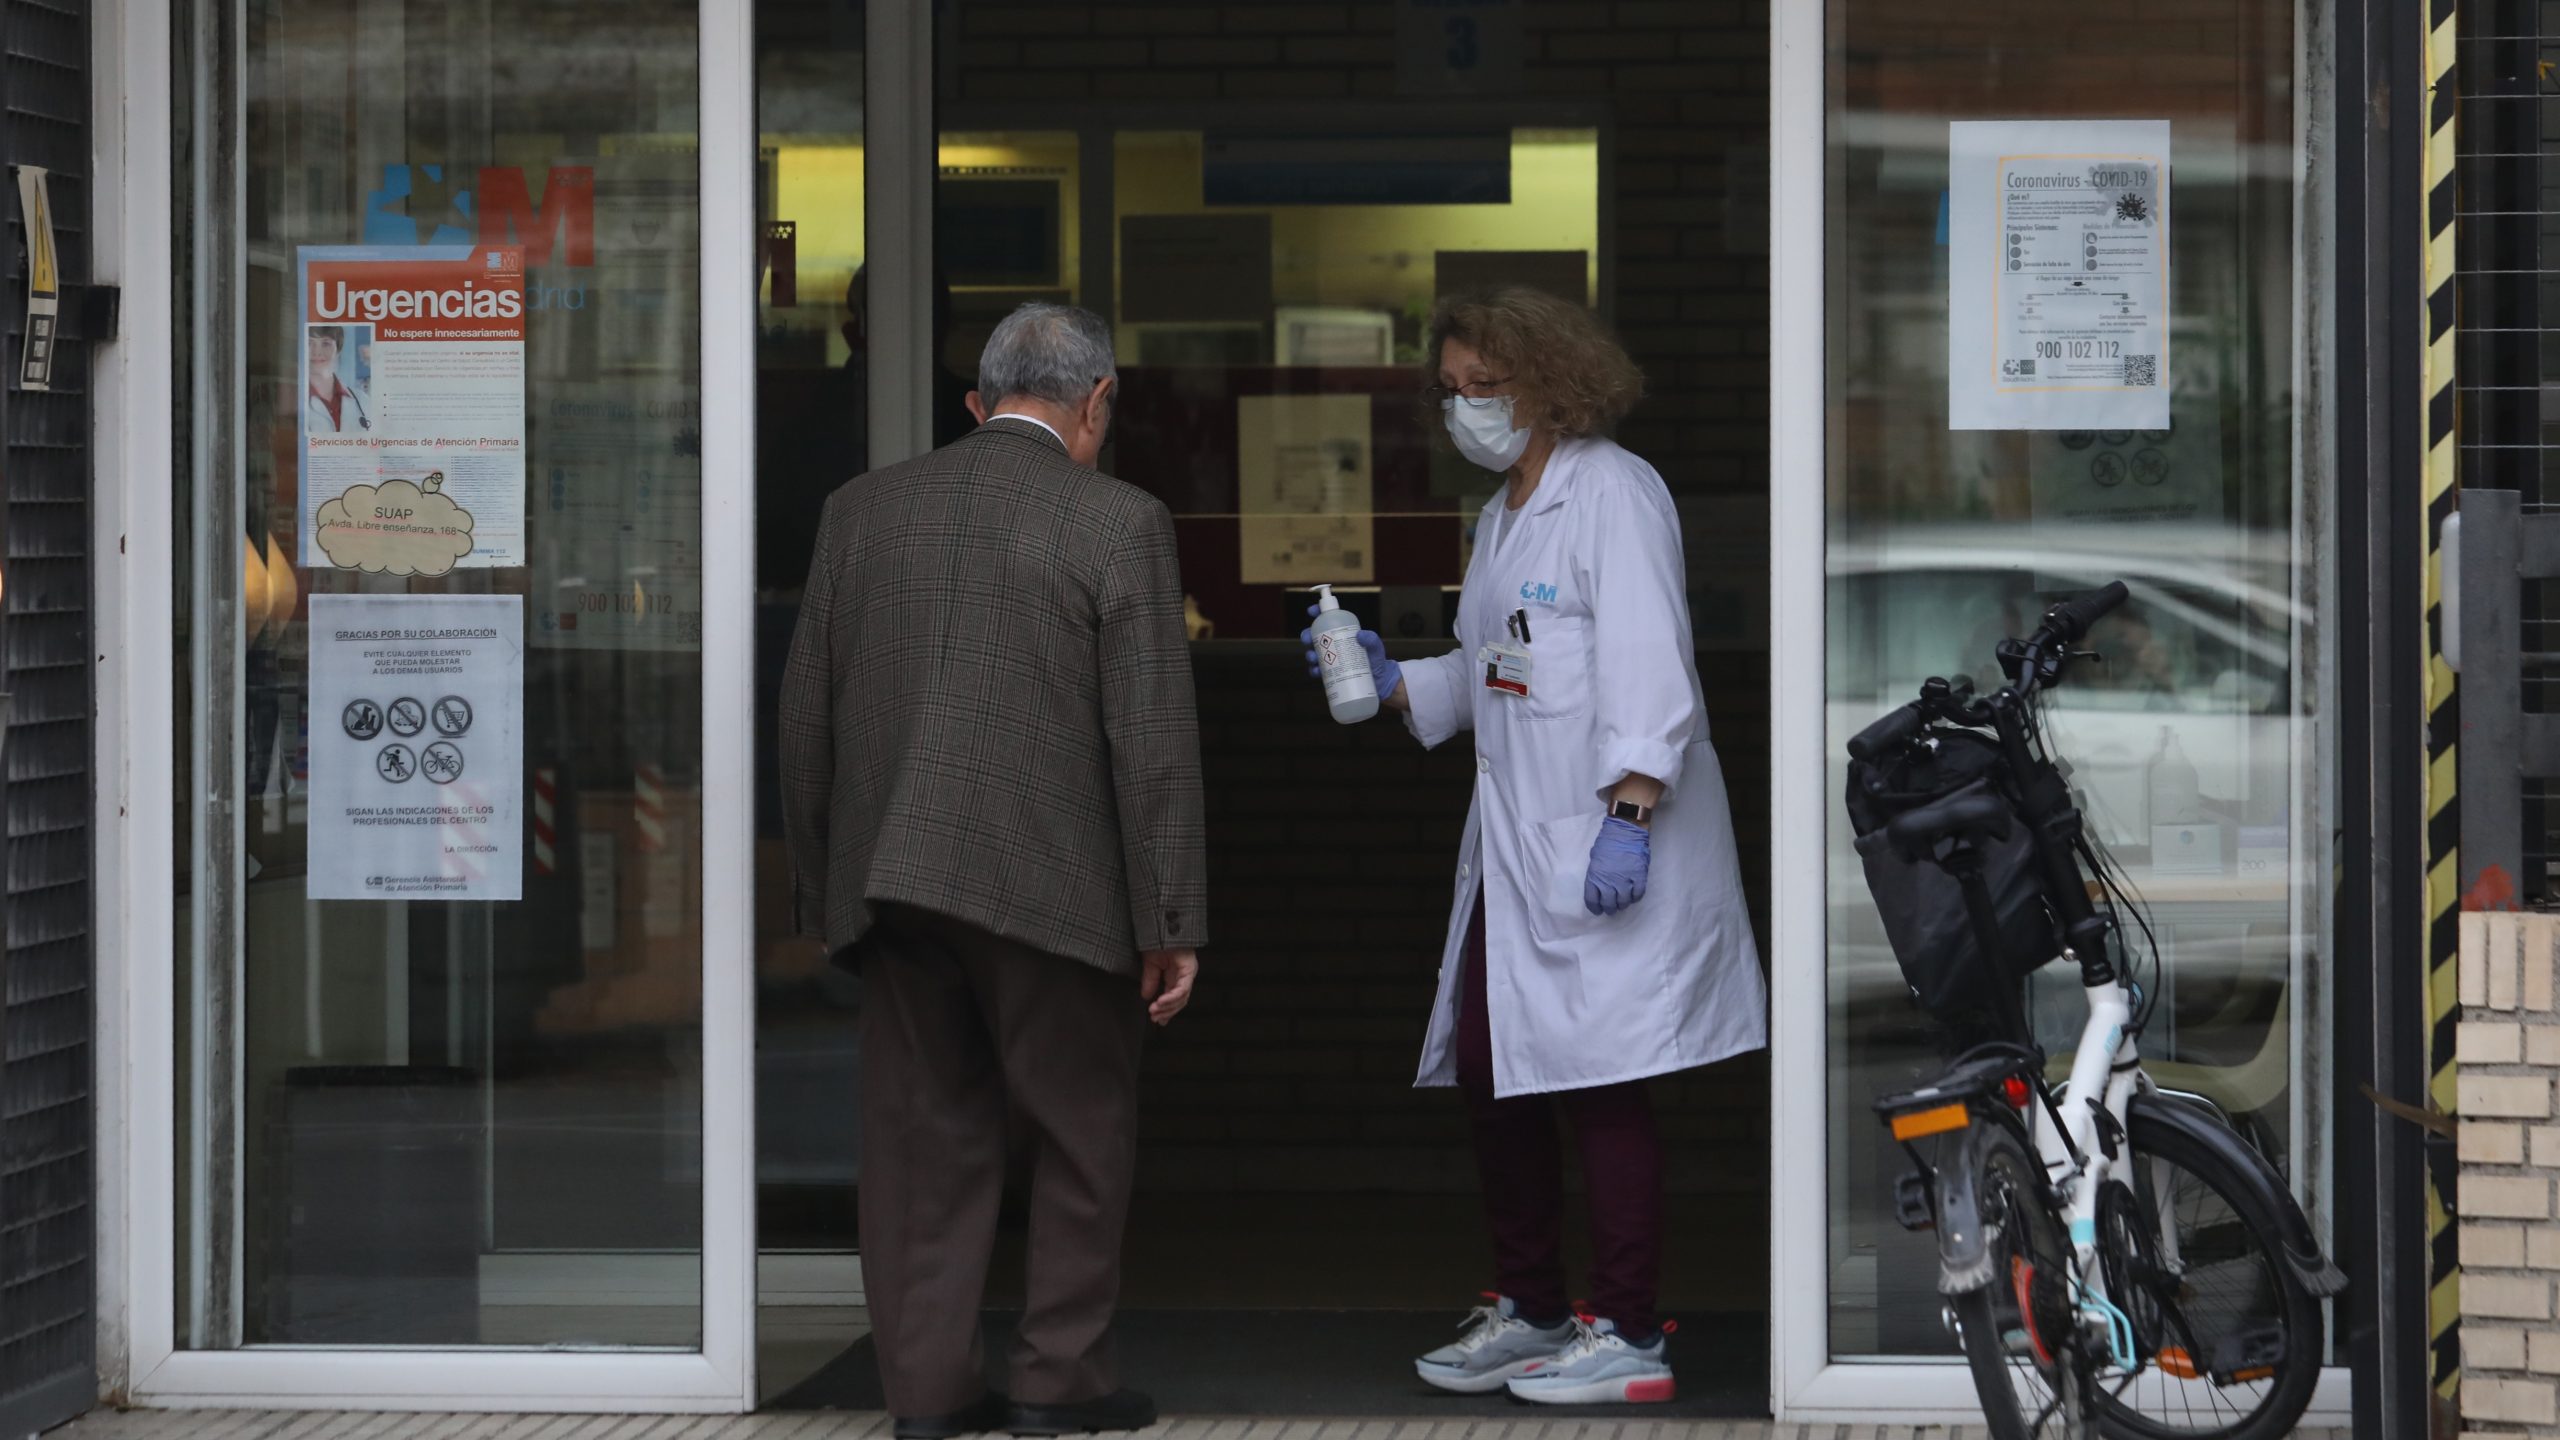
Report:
977,302,1117,409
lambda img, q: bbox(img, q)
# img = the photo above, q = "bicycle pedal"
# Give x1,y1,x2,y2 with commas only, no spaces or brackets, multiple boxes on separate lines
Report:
1893,1168,1935,1231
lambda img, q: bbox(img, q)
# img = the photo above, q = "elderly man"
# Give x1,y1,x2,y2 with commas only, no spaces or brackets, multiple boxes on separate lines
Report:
780,302,1205,1439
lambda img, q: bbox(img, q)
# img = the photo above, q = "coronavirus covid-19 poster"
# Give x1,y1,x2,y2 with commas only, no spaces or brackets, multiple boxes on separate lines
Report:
1946,121,2170,432
297,244,527,573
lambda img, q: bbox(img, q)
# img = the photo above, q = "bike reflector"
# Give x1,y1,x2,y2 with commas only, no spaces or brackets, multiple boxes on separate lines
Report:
1888,1102,1970,1141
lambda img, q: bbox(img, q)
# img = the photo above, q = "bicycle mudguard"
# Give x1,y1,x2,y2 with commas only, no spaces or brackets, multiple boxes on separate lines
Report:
1931,1117,2007,1296
2129,1092,2350,1298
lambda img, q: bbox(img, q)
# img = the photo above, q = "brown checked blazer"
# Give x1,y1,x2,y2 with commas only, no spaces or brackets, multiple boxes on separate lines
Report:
779,419,1209,976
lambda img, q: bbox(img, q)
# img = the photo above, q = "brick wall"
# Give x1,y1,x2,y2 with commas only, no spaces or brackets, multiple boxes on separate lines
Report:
2458,912,2560,1433
1142,648,1770,1201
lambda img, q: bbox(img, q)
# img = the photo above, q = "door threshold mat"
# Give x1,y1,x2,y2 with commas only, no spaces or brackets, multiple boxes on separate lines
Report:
769,1308,1765,1418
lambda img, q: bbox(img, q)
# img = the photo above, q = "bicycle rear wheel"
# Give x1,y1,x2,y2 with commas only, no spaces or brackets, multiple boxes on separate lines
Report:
2090,1104,2324,1440
1951,1118,2090,1440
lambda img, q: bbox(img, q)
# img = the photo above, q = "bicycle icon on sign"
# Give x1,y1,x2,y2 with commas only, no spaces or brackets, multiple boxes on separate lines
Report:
421,741,466,785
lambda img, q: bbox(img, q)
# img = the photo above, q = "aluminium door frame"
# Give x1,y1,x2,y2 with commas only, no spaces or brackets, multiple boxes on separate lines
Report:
93,0,759,1411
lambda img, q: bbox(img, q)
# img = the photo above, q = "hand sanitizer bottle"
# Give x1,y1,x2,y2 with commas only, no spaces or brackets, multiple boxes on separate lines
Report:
1310,584,1379,723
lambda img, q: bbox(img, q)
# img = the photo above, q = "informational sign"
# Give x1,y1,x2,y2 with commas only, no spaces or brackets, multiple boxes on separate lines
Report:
1948,121,2170,431
528,380,704,652
2027,343,2224,525
1238,394,1374,585
307,594,525,901
298,244,527,570
14,166,56,391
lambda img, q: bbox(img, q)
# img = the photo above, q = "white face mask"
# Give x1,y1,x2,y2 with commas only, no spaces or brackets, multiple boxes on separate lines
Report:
1443,394,1531,472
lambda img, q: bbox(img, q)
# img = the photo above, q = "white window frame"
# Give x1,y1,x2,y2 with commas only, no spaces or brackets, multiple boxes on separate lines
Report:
93,0,759,1411
1762,0,2350,1423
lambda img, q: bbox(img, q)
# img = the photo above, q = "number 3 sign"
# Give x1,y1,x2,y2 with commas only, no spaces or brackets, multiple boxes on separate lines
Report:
1394,0,1523,96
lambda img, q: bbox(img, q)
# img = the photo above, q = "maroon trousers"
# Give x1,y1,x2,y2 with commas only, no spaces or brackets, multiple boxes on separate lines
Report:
1455,893,1664,1335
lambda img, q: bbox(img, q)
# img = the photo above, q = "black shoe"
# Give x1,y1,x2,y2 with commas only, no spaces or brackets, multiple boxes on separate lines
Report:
896,1392,1013,1439
1006,1388,1158,1435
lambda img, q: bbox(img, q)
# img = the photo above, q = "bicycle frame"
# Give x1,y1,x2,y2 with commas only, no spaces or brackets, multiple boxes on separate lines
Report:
2023,970,2179,1371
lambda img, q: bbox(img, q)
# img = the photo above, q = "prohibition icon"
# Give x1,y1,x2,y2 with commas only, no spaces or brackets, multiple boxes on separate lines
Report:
432,695,474,737
422,741,466,785
386,697,427,738
377,744,416,783
343,699,383,741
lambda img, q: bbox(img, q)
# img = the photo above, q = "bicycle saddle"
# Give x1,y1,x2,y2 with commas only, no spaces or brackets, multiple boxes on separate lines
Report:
1885,781,2012,861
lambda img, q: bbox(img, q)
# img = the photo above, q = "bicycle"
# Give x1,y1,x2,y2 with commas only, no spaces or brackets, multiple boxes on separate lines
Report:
1845,581,2347,1440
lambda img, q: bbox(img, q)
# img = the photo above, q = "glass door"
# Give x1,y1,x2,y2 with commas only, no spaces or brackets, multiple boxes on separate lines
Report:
1769,0,2352,1423
127,0,757,1408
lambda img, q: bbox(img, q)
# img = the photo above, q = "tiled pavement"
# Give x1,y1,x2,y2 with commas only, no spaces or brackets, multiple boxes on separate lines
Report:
44,1414,2354,1440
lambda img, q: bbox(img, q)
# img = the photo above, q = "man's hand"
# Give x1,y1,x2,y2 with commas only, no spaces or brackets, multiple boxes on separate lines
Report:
1140,948,1199,1026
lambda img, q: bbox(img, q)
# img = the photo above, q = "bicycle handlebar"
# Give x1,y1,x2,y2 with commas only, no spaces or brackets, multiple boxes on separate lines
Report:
1847,582,2132,766
2031,581,2130,651
1847,701,1925,764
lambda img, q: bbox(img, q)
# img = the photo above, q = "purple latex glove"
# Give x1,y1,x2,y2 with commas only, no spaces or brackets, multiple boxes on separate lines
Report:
1584,816,1652,916
1300,603,1403,699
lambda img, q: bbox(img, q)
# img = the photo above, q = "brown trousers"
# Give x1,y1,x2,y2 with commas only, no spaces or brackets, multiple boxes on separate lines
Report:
855,905,1147,1415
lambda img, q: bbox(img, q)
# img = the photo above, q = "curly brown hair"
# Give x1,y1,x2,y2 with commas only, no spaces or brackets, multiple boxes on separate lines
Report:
1425,286,1645,436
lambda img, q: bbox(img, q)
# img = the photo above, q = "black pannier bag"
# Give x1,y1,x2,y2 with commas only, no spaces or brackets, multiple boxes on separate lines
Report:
1845,727,2059,1023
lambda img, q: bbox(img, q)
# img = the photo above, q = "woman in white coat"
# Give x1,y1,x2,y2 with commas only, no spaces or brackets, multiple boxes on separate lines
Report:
1305,289,1766,1406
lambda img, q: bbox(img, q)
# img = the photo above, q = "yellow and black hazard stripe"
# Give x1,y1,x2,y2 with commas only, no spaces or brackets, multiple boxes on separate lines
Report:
2423,0,2462,1408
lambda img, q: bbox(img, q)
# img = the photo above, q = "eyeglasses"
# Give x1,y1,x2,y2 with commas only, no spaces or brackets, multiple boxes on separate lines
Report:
1421,376,1513,405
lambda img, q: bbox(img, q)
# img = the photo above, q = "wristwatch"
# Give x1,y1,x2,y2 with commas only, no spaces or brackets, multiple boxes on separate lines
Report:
1607,799,1653,825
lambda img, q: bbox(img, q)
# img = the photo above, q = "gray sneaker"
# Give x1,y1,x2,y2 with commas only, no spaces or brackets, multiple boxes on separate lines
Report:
1414,1296,1577,1394
1504,1317,1676,1405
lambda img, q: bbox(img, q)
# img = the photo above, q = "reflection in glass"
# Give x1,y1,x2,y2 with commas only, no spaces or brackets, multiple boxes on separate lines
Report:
178,0,708,1349
1821,0,2330,1358
753,10,867,1382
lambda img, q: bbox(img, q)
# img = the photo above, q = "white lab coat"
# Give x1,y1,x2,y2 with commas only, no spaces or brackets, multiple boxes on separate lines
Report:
1401,435,1767,1098
307,381,371,436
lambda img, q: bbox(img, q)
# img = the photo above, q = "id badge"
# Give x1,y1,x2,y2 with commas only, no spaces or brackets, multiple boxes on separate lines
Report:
1480,641,1532,697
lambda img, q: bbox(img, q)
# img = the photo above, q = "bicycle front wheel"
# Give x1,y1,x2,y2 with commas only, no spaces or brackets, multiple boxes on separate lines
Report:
2090,1102,2325,1440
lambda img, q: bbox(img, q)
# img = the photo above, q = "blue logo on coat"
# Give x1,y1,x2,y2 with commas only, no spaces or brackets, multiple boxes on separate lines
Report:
1520,581,1559,604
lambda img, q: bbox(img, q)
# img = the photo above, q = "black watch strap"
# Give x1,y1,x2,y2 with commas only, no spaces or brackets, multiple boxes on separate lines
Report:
1608,799,1652,824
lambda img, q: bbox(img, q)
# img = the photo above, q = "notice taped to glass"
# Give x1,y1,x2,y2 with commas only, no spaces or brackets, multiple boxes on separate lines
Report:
1947,121,2169,431
308,594,525,901
297,244,527,570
